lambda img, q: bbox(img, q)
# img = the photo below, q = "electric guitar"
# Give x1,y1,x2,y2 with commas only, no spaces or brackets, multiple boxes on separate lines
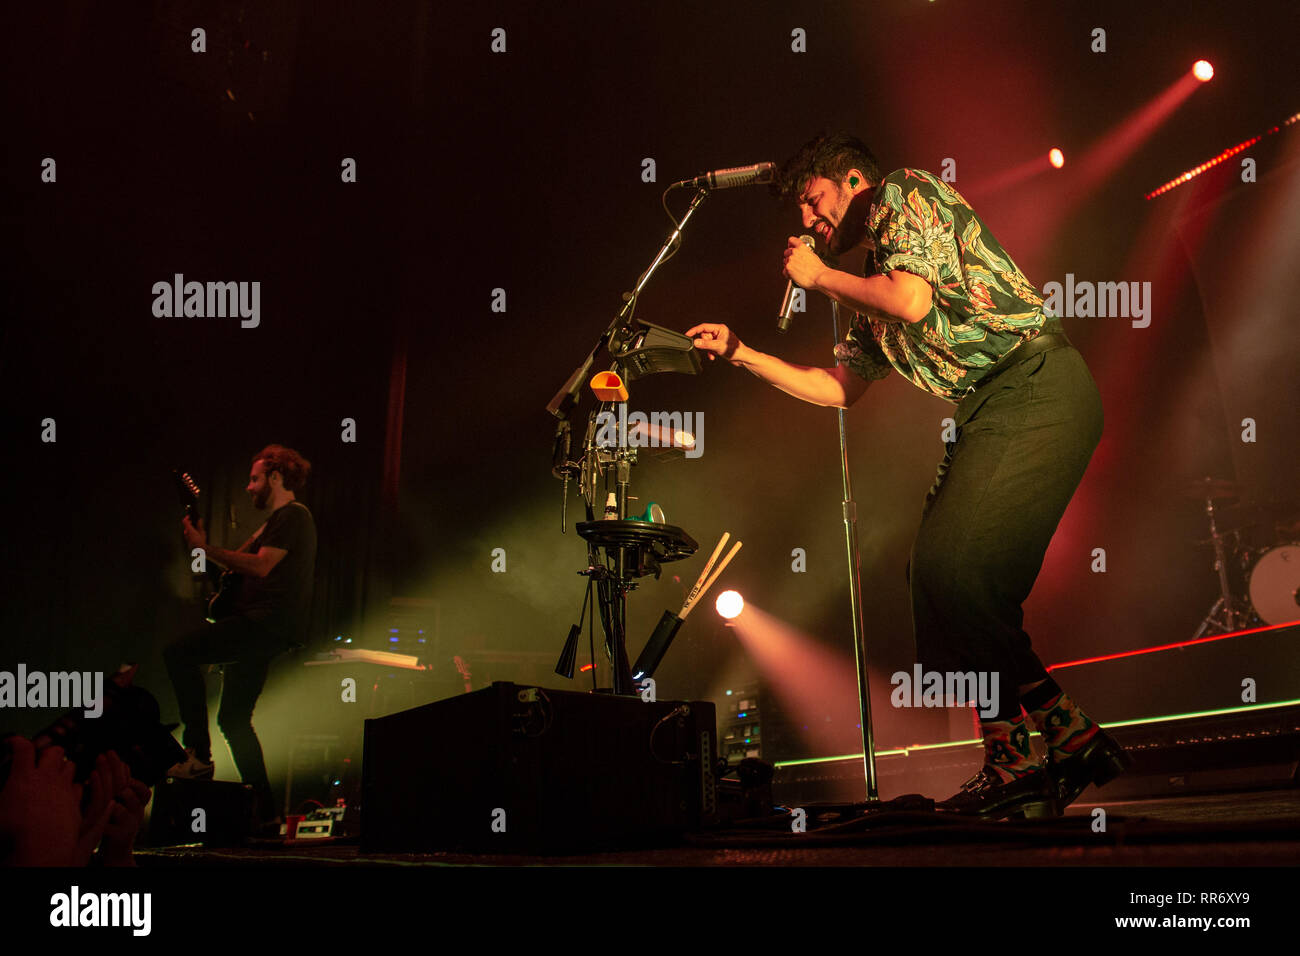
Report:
172,469,242,621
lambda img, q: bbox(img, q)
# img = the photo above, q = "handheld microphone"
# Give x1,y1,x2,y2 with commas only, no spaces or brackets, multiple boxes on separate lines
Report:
778,235,816,332
673,162,776,191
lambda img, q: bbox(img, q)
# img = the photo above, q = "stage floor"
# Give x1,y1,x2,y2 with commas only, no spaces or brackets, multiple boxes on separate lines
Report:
135,787,1300,867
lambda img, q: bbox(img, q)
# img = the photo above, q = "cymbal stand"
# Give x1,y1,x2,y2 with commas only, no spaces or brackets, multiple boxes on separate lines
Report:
1190,492,1248,638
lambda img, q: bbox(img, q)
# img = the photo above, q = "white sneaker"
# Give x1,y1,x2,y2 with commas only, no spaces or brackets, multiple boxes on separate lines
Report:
166,748,215,780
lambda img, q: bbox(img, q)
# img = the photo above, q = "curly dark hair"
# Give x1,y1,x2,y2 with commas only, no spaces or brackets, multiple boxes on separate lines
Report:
253,444,312,492
773,131,882,200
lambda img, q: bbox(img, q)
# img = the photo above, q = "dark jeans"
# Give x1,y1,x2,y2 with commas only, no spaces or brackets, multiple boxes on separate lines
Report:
163,615,286,818
908,343,1103,722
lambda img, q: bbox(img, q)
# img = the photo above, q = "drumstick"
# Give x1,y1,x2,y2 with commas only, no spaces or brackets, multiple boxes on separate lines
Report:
682,532,729,610
699,532,729,580
680,540,742,619
693,540,742,606
631,534,739,681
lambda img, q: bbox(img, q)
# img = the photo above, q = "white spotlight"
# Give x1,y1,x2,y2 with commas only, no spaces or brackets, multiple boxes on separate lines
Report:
715,590,744,619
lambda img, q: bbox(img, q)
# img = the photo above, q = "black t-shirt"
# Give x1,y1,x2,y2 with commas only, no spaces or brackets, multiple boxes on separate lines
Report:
232,500,316,641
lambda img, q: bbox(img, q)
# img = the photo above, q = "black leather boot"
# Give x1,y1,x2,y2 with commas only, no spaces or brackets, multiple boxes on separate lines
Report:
1046,729,1131,808
936,766,1059,820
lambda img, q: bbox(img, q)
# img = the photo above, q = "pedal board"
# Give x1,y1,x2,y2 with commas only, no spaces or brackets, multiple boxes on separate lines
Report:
287,806,348,840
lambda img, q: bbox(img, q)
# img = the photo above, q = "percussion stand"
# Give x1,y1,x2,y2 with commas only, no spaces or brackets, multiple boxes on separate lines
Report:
556,399,700,695
555,403,637,695
547,187,709,695
591,429,637,696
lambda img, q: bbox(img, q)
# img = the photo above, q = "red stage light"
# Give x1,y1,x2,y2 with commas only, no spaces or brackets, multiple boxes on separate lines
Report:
1193,59,1214,82
1048,148,1065,168
1146,108,1299,199
1145,134,1262,198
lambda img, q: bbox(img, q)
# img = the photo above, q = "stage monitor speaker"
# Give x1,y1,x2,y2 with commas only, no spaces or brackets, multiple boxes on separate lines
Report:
361,682,717,854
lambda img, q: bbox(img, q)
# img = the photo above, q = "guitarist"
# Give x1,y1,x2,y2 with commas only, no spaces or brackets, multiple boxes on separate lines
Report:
164,444,317,833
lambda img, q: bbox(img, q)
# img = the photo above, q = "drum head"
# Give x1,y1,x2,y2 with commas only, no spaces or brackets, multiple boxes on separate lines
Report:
1248,545,1300,626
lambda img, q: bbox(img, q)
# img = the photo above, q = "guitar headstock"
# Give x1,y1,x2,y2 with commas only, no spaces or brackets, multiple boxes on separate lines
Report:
172,470,204,526
172,469,201,504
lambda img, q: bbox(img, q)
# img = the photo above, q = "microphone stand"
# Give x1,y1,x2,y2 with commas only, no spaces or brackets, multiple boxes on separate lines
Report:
609,186,711,354
546,186,711,423
830,300,880,803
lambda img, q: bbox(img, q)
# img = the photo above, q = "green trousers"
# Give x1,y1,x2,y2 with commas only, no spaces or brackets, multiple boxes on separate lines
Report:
908,340,1104,722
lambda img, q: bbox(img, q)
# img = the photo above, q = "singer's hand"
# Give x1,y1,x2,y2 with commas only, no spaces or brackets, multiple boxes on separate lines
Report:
182,515,207,550
783,237,828,290
685,323,743,364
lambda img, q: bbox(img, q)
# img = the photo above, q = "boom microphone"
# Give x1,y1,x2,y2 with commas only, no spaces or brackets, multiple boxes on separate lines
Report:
673,162,776,191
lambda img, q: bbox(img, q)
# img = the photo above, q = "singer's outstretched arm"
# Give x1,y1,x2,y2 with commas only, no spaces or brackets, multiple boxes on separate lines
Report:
686,323,870,409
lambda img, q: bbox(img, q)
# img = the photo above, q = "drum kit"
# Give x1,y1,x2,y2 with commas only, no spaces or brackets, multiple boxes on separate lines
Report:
1185,476,1300,638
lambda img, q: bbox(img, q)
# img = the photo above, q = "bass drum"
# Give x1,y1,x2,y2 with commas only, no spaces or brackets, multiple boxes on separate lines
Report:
1248,545,1300,626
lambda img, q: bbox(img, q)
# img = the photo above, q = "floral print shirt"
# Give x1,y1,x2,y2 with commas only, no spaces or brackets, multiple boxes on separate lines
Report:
834,168,1052,402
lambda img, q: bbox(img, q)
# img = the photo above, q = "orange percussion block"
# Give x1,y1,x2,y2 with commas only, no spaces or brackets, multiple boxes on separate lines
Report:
591,371,628,402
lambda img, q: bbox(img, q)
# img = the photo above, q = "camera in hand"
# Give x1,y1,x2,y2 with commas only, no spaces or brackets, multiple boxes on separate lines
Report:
0,664,186,790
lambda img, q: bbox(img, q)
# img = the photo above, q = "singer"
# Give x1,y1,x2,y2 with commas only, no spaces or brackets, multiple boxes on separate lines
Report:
686,132,1127,819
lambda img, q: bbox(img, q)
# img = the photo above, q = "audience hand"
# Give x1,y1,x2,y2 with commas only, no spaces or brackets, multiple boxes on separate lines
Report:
0,736,111,866
95,751,151,866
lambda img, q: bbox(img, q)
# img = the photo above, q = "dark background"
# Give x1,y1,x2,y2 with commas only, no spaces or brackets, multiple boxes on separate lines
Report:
2,1,1296,769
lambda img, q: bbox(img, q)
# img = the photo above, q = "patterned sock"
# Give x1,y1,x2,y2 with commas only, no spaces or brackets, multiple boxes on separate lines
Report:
1020,677,1099,760
980,713,1040,783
